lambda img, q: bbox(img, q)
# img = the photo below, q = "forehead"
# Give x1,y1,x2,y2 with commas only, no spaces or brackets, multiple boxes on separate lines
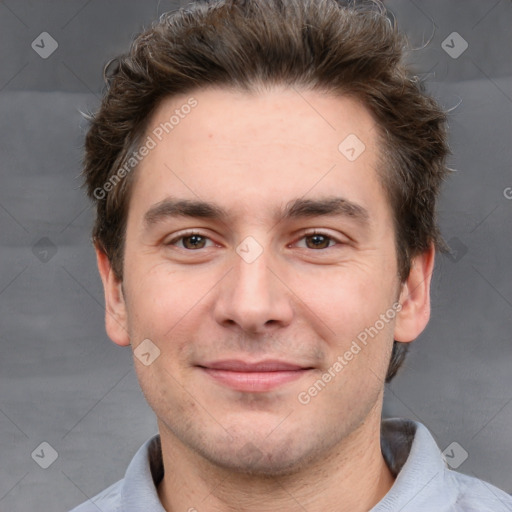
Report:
128,86,388,227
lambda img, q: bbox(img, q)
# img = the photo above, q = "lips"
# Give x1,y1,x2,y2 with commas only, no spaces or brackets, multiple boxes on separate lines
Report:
198,359,312,392
203,360,306,372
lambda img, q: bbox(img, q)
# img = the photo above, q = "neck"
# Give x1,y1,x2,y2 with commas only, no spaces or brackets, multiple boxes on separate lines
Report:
157,410,395,512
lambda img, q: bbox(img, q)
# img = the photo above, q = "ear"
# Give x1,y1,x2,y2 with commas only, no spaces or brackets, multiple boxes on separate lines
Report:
394,244,435,343
95,244,131,347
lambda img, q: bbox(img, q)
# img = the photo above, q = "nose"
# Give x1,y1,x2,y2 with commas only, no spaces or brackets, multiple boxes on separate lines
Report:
213,243,294,335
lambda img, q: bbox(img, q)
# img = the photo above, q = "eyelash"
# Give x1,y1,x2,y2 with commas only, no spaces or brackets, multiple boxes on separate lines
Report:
166,230,343,250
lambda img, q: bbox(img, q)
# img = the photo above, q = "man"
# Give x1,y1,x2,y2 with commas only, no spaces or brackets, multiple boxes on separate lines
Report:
71,0,512,510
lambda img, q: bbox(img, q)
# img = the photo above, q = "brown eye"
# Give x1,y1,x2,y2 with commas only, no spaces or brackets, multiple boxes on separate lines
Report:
304,233,334,249
181,234,207,249
167,232,214,250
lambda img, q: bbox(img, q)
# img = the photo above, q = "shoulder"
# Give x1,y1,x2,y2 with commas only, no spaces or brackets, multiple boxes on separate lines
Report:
68,479,123,512
67,434,162,512
445,470,512,512
377,419,512,511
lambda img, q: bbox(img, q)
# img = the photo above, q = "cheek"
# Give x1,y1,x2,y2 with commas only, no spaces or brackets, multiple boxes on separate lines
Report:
294,261,398,387
123,260,216,347
298,264,394,330
122,261,175,338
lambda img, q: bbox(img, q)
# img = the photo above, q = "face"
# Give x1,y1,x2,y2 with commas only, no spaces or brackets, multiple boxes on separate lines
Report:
98,86,432,475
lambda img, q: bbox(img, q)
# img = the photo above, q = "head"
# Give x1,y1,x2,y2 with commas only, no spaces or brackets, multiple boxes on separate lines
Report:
84,0,448,475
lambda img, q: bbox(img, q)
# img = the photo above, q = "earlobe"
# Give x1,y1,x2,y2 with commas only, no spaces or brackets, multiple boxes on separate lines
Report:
95,245,131,347
394,244,435,343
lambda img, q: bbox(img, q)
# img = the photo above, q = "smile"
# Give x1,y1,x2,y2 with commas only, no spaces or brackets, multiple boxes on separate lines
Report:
198,360,313,392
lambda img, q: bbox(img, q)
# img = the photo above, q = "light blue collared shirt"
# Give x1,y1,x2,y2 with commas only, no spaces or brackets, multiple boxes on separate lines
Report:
70,418,512,511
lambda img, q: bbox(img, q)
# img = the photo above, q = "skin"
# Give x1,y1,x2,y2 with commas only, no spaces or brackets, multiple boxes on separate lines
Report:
96,86,434,512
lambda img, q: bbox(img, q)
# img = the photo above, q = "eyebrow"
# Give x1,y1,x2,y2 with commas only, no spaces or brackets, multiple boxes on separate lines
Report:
143,196,370,229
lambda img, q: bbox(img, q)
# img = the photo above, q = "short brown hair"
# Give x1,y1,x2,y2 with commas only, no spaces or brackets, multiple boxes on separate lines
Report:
82,0,450,382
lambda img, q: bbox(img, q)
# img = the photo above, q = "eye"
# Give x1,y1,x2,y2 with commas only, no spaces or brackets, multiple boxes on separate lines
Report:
294,231,340,250
166,232,215,250
166,230,343,251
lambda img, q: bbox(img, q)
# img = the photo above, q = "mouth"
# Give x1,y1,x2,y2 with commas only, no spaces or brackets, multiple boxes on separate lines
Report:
197,359,314,392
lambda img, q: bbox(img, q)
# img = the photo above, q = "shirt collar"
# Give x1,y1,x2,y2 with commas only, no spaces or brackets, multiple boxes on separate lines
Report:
119,418,453,512
373,418,458,511
121,434,166,512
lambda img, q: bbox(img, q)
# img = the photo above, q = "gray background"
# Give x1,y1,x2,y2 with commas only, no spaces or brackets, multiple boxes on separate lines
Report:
0,1,511,511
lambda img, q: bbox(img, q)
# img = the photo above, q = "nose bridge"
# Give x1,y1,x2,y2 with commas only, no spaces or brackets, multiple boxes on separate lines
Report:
214,236,293,332
231,232,274,291
233,243,272,298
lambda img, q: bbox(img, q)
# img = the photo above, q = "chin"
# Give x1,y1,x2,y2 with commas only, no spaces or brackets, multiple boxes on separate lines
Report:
195,431,323,477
